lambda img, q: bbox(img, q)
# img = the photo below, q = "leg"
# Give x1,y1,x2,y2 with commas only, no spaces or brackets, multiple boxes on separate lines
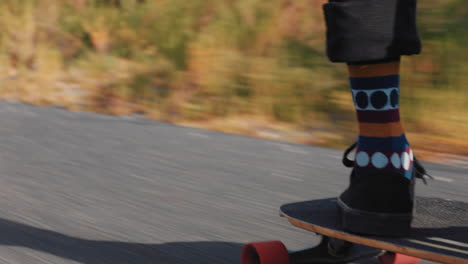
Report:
322,0,423,236
323,0,421,63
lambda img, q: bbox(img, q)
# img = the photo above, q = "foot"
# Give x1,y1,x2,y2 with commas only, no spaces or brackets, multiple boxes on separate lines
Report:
338,143,431,237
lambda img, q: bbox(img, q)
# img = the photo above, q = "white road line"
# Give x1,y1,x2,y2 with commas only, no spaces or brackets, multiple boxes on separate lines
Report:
271,172,304,182
269,143,308,154
295,161,329,170
429,237,468,248
188,132,209,138
325,154,341,160
408,239,468,255
432,176,454,183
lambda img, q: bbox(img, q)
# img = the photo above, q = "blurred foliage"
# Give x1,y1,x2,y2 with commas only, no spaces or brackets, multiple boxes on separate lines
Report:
0,0,467,155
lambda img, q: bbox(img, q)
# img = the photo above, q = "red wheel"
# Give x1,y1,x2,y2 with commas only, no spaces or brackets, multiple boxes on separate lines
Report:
241,241,290,264
378,253,421,264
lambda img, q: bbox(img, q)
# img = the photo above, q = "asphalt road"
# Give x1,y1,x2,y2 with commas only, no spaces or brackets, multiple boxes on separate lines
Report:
0,101,465,264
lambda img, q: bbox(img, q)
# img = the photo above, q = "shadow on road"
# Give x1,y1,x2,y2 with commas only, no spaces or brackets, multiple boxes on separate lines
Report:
0,217,242,264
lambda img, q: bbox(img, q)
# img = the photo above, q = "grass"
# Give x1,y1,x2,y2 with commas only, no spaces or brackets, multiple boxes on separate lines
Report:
0,0,467,161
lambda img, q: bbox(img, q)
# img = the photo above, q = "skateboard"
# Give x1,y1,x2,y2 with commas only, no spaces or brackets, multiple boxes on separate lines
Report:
242,197,468,264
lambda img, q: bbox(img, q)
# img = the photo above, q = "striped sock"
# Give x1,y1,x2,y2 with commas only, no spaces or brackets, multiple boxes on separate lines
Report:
348,61,414,179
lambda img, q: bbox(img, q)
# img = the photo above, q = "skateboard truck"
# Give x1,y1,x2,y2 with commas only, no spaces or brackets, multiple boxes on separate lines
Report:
242,236,393,264
241,237,421,264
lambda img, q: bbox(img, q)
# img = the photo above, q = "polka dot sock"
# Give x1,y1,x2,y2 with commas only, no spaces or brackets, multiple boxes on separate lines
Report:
348,61,414,179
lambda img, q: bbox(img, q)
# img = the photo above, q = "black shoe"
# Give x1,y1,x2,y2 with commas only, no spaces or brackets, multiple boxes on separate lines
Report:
337,143,432,237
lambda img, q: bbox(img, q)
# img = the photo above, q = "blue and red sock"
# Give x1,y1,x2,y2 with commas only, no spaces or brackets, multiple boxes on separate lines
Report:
348,61,414,179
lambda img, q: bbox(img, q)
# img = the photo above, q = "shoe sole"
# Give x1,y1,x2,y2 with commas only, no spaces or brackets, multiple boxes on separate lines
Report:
337,197,412,237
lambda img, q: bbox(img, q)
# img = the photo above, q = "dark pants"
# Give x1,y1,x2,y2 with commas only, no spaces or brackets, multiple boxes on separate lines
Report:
323,0,421,63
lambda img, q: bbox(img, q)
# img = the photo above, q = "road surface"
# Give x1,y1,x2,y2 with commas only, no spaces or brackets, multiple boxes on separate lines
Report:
0,101,465,264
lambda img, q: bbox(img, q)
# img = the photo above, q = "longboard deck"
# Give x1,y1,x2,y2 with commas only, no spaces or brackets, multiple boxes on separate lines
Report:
280,197,468,264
